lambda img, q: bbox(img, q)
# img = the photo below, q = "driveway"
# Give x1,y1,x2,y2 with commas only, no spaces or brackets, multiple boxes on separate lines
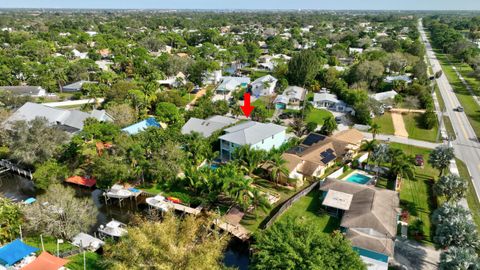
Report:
393,238,440,270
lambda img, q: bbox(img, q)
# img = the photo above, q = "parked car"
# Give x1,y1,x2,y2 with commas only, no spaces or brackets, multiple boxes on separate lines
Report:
415,155,424,166
335,116,342,123
454,106,464,112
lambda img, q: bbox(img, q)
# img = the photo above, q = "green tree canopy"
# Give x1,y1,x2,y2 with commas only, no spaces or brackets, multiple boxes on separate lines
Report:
252,219,366,270
102,214,229,270
0,198,22,245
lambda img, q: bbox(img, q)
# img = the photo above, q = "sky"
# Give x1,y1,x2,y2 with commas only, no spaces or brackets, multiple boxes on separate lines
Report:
1,0,480,10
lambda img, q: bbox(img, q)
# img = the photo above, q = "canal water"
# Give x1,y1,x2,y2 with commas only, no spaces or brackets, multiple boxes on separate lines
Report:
0,173,249,269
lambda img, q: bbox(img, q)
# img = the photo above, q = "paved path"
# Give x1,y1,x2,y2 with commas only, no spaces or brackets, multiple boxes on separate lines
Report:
419,19,480,200
391,112,409,138
452,66,480,106
362,132,441,149
390,108,426,113
185,88,207,110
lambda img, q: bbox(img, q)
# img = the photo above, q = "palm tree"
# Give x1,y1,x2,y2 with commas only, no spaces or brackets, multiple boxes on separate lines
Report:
229,177,254,211
369,123,381,140
233,146,267,175
388,148,403,168
371,143,390,177
289,117,306,137
428,145,455,177
267,154,289,186
391,155,415,183
360,140,377,164
231,105,243,119
250,188,271,217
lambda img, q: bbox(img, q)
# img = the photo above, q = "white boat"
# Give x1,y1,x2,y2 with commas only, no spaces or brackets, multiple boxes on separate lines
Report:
145,195,173,212
105,184,133,199
98,220,128,238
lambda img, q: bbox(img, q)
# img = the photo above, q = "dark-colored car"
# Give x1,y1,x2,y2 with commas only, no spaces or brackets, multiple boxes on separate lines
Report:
415,155,424,166
279,113,291,119
455,106,464,112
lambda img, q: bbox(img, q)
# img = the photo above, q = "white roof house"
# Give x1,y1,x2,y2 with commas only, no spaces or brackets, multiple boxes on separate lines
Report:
274,86,306,105
384,75,412,84
157,72,187,88
220,121,285,146
219,121,287,159
216,76,250,93
181,115,238,138
370,90,398,102
4,102,113,133
313,92,341,105
250,75,277,97
349,47,364,55
72,49,87,59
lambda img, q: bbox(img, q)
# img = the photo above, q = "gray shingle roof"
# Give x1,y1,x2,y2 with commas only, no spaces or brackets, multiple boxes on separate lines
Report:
219,121,286,145
63,80,96,92
4,102,111,132
181,115,237,137
0,86,45,96
313,92,340,103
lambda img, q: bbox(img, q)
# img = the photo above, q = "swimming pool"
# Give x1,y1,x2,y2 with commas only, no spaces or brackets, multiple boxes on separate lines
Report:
346,173,372,185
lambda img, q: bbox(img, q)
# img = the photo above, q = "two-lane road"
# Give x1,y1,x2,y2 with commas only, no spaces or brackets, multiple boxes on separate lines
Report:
418,19,480,201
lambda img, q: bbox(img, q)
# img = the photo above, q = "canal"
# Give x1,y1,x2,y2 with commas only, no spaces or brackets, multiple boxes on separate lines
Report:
0,173,249,270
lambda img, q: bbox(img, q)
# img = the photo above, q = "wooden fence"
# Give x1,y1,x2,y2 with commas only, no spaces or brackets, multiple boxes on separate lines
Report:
262,181,320,229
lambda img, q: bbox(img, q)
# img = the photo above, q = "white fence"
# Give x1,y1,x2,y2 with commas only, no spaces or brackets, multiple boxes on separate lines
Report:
358,152,369,163
327,167,344,179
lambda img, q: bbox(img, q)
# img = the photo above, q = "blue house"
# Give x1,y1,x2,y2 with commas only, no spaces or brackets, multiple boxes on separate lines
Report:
122,117,161,135
219,121,287,160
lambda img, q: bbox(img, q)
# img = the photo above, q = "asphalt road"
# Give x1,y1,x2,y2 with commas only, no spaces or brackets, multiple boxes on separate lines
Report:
418,19,480,200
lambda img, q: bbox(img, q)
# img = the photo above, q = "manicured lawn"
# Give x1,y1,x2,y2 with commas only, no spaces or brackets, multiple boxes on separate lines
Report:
24,235,77,255
403,113,439,143
455,158,480,232
305,108,333,125
276,189,340,233
66,251,105,270
443,116,456,140
435,50,480,140
252,97,275,118
435,83,445,112
373,113,395,135
389,143,439,244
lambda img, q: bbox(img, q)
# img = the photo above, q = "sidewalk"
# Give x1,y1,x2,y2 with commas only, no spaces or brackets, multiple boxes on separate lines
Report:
362,132,442,149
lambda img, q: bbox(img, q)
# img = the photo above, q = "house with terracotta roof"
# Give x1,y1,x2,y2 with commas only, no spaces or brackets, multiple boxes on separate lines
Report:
281,129,364,185
319,178,400,269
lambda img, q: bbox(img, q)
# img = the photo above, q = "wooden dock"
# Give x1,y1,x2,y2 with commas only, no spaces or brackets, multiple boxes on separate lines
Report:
213,219,250,241
170,202,202,215
0,159,32,179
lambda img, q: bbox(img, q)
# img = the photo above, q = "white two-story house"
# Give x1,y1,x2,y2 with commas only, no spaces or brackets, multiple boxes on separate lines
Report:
219,121,287,160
